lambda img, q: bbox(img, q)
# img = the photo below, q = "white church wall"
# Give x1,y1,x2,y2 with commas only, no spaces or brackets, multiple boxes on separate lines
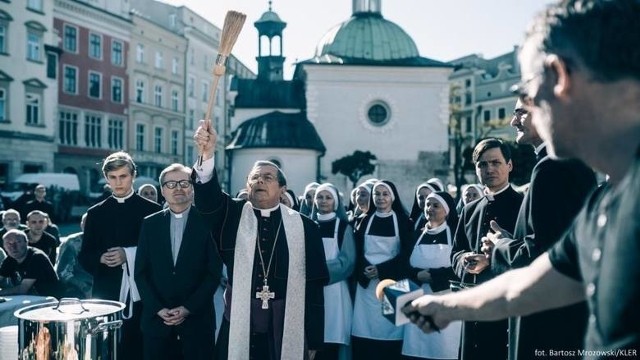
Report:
302,64,452,204
229,148,320,196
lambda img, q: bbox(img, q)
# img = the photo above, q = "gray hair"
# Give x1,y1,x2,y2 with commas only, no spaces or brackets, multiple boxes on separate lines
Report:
251,160,287,187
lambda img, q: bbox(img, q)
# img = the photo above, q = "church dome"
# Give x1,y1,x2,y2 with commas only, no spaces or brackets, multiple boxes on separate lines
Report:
314,12,419,62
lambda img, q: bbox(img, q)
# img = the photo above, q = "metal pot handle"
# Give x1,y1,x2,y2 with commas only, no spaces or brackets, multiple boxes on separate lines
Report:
89,320,123,336
54,298,89,315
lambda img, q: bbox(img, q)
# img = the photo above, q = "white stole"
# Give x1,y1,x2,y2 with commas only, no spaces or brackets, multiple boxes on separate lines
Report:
119,246,140,319
229,203,306,360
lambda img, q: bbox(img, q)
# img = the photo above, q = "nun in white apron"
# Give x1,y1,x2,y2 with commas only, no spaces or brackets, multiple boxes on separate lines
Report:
351,180,413,360
409,178,444,232
310,183,356,360
403,191,462,360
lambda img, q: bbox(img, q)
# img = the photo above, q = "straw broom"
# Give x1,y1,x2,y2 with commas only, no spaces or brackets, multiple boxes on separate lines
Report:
198,10,247,165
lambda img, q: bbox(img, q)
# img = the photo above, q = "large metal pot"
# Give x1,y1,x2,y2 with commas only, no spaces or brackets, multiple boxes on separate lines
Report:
14,298,125,360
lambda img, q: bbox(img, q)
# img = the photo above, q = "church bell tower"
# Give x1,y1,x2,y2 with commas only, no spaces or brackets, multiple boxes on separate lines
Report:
254,1,287,81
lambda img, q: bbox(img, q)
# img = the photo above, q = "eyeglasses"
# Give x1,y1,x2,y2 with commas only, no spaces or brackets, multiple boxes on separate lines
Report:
510,72,544,102
248,173,277,184
162,180,192,189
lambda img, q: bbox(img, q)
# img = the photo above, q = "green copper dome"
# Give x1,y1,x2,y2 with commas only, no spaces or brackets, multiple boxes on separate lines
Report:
314,12,419,62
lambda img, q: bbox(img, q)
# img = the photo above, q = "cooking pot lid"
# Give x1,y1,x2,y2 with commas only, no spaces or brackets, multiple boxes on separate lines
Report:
15,299,125,321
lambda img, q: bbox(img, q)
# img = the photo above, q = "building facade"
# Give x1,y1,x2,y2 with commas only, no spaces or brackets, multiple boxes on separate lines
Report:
0,0,59,186
53,0,131,194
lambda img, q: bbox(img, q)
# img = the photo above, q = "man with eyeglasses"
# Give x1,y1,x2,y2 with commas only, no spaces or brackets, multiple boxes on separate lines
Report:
405,0,640,358
450,138,523,360
79,151,161,360
486,100,596,359
135,163,222,360
193,120,328,360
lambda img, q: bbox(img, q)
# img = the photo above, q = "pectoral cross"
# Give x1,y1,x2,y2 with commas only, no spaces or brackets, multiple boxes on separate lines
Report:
256,283,275,309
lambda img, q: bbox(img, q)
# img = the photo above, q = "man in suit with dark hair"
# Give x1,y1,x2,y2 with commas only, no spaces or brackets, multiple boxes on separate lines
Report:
135,163,222,360
486,100,596,360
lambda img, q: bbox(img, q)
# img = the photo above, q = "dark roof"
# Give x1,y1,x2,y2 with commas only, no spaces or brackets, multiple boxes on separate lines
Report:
231,78,305,109
226,111,325,153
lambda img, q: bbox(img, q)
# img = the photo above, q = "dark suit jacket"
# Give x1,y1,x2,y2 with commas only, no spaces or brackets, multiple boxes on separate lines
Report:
193,170,329,351
135,207,222,339
492,147,597,360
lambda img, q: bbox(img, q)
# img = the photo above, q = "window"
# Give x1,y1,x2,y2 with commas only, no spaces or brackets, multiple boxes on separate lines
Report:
135,80,144,103
85,114,102,148
26,93,40,125
27,0,43,11
59,111,78,145
108,118,124,149
136,44,144,63
483,110,491,122
187,76,194,97
155,51,163,69
136,124,145,151
465,116,472,133
89,33,102,59
46,52,57,79
0,88,6,121
171,130,179,155
0,23,7,53
171,90,179,111
154,85,162,107
63,66,77,94
172,57,178,74
63,25,77,52
88,72,101,98
201,81,208,102
154,127,163,153
111,77,123,103
111,40,123,65
498,108,506,120
186,145,194,165
27,31,41,61
367,102,390,126
188,109,195,130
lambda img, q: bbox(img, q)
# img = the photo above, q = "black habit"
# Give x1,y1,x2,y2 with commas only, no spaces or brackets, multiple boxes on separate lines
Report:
491,147,597,360
451,185,523,360
193,170,328,360
135,207,222,360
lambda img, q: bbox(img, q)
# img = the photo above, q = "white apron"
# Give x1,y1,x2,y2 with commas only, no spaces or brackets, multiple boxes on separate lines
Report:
322,218,353,345
402,223,462,359
352,212,404,340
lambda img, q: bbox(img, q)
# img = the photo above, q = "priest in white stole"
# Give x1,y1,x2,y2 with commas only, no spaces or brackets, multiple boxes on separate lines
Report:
192,120,329,360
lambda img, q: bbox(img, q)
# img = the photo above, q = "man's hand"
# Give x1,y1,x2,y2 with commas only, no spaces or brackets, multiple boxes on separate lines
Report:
161,306,191,326
100,247,126,267
486,220,512,242
480,237,495,258
463,252,489,274
193,119,217,161
403,294,452,334
364,265,378,280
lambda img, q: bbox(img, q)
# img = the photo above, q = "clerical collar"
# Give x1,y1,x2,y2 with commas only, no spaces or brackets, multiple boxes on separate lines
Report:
375,210,394,218
424,221,447,235
317,212,336,221
485,183,511,201
254,203,280,217
534,143,546,155
113,189,135,203
170,206,191,219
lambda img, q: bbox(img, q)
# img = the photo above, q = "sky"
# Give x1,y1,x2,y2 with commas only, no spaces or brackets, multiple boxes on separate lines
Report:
161,0,554,79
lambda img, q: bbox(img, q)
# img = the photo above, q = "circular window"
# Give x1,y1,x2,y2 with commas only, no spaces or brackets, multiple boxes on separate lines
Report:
367,103,390,126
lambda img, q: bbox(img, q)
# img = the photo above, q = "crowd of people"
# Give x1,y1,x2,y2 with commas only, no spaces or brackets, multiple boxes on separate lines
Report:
1,0,638,359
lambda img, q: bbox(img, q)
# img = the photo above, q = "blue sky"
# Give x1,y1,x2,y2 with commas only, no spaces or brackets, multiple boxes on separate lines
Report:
162,0,553,79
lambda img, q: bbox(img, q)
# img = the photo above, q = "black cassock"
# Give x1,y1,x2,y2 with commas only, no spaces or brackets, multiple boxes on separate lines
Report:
491,147,597,360
451,185,523,360
79,193,161,360
193,170,328,360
